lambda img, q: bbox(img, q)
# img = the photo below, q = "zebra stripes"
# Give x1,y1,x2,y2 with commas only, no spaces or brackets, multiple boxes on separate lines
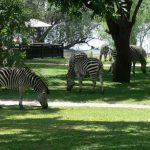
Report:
0,67,49,109
109,45,147,74
67,53,104,94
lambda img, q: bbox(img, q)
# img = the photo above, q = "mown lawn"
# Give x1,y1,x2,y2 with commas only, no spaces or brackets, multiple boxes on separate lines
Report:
0,106,150,150
0,61,150,104
1,58,150,150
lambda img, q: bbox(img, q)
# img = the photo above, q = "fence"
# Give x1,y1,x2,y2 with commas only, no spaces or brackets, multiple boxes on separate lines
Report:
21,43,64,59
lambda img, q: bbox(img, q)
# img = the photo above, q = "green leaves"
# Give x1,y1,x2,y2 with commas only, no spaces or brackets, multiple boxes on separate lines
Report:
0,0,30,67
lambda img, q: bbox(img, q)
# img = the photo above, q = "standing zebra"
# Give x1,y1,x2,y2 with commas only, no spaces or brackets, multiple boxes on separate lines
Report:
66,53,104,94
109,45,147,74
0,67,49,109
99,44,111,62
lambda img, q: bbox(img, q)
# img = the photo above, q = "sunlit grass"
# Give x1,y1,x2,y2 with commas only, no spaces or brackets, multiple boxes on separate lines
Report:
1,61,150,104
1,58,150,149
0,107,150,150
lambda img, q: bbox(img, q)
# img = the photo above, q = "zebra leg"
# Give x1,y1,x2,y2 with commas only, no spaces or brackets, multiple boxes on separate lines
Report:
77,74,83,92
99,73,104,94
132,62,135,74
104,54,107,61
99,54,102,61
19,86,25,109
91,80,96,93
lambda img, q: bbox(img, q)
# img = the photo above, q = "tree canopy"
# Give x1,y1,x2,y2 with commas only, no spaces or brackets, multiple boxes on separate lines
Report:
130,0,150,45
48,0,143,82
0,0,29,66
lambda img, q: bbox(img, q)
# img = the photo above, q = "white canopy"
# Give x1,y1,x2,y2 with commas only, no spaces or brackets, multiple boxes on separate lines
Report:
25,19,51,28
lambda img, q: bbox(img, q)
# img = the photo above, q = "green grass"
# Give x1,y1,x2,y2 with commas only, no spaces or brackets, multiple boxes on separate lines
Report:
1,59,150,149
1,62,150,104
0,106,150,150
146,56,150,64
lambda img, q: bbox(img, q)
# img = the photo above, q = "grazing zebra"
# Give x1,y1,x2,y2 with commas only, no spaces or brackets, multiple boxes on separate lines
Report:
66,53,104,94
99,44,111,62
109,45,147,74
0,67,49,109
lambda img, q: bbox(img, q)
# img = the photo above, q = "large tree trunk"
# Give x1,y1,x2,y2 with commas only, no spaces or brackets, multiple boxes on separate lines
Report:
113,34,131,82
107,19,132,83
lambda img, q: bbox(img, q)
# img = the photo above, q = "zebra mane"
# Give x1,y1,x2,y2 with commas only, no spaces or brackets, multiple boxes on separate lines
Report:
23,67,49,94
67,52,87,79
69,52,87,66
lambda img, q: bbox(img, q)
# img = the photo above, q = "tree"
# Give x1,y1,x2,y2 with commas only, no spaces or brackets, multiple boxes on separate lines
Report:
0,0,97,67
28,2,99,48
46,11,98,49
130,0,150,45
0,0,30,66
23,0,98,48
48,0,143,82
138,24,150,47
96,22,114,48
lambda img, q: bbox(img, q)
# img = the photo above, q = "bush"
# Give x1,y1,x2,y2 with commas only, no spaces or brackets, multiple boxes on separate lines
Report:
1,48,26,67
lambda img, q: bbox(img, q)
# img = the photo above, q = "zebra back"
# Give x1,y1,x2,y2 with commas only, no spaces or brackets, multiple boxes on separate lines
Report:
69,52,87,65
76,58,103,77
23,68,49,94
0,67,49,94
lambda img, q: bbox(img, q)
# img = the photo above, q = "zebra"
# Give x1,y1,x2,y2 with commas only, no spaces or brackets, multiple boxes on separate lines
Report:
0,67,49,109
99,44,111,62
66,53,104,94
109,45,147,74
70,51,87,59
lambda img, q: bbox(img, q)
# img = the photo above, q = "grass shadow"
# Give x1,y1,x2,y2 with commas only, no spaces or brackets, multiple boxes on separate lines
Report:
0,107,150,150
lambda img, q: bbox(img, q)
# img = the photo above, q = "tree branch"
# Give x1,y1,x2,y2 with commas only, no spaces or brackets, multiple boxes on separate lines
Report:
131,0,143,25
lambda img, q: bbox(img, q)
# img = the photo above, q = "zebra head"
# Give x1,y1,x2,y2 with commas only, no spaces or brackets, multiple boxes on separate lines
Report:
25,69,49,109
66,74,75,91
38,91,49,109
